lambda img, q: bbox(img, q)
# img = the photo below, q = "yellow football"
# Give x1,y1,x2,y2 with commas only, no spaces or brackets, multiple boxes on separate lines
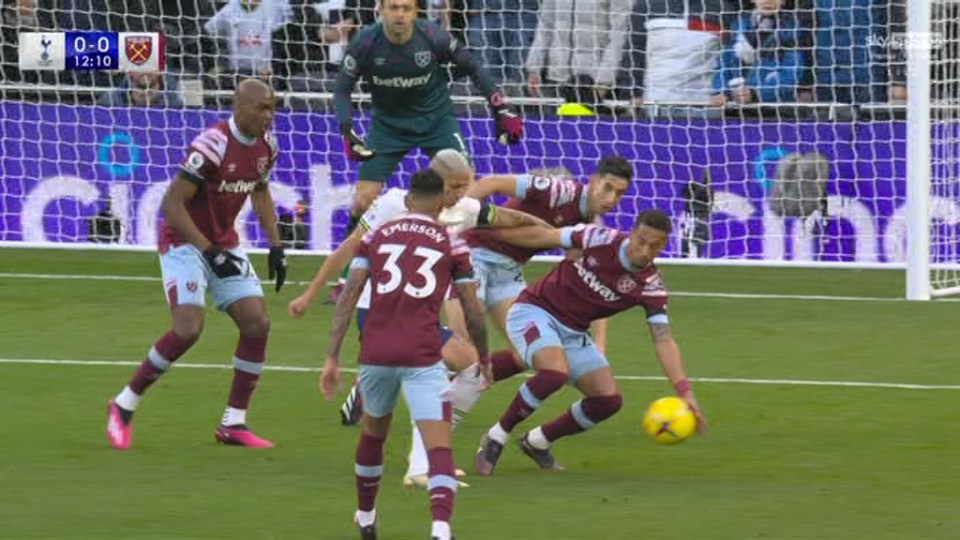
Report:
642,396,697,445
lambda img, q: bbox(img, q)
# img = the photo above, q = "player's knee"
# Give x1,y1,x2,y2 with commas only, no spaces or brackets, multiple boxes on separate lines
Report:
241,313,271,339
583,393,623,423
171,319,203,345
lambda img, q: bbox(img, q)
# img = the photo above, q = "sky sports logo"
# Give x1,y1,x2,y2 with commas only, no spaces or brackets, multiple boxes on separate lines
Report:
866,32,946,51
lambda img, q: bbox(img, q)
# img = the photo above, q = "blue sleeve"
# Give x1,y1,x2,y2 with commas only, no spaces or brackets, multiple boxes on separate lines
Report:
559,226,576,249
350,256,370,270
514,174,533,198
712,40,740,95
758,49,807,103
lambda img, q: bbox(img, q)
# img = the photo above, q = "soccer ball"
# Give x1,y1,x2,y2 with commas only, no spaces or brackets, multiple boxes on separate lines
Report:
642,396,697,445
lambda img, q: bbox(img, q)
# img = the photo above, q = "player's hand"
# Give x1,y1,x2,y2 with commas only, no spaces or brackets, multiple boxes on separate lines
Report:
489,92,523,145
268,244,287,292
287,292,315,317
476,358,494,390
438,197,483,233
320,358,344,401
678,390,709,435
341,126,375,162
203,246,244,279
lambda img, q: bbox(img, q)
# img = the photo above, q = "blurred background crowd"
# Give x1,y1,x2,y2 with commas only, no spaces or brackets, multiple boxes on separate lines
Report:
1,0,957,116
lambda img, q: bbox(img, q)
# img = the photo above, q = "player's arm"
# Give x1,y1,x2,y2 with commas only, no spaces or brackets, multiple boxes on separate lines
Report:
161,173,213,251
490,207,551,229
432,24,523,144
333,37,374,161
646,311,708,434
465,174,519,200
288,226,366,316
321,263,370,400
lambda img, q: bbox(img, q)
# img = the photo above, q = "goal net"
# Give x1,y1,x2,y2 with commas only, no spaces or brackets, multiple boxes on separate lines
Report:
0,0,955,298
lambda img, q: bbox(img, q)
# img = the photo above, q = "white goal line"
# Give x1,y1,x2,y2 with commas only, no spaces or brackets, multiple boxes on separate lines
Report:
1,358,957,391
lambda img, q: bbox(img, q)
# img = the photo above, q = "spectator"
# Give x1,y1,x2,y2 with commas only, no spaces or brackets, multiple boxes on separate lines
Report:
1,0,56,84
466,0,538,87
812,0,905,103
279,199,309,249
620,0,736,106
525,0,632,103
87,199,121,244
283,0,376,91
711,0,811,105
204,0,291,90
97,71,183,108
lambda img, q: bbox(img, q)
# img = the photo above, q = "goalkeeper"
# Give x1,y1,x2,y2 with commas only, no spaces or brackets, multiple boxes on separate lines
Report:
333,0,525,236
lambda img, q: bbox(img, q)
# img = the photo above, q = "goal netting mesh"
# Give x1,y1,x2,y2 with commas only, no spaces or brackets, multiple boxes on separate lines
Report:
0,0,957,291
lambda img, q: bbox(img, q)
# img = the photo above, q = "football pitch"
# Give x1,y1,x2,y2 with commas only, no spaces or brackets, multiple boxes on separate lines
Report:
1,249,958,539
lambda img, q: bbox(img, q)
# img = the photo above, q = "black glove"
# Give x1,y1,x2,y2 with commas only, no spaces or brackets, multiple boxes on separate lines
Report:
268,244,287,292
341,125,376,162
203,246,244,279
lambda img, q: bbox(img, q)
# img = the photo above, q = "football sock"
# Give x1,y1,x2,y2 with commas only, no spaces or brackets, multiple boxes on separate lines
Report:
427,447,457,526
494,369,568,435
125,330,194,397
541,395,624,442
490,349,523,381
227,335,267,411
407,421,429,477
356,432,385,512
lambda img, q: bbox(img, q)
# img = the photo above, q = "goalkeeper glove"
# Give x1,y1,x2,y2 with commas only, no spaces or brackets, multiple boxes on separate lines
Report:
489,91,524,145
203,246,245,279
268,244,287,292
341,124,375,162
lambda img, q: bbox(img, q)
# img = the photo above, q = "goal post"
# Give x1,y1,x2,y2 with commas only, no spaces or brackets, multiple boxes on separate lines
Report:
906,0,932,301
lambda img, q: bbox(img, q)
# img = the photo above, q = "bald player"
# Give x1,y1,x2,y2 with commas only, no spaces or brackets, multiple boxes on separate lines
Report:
289,149,546,485
106,79,287,450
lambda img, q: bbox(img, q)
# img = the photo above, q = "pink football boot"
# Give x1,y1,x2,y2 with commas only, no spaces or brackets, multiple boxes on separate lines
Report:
106,400,133,450
215,425,274,448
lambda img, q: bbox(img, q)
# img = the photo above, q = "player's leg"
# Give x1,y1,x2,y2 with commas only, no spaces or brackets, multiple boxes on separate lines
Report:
212,248,272,447
405,309,474,487
354,365,401,538
404,362,458,540
107,245,206,450
476,303,571,476
520,339,621,470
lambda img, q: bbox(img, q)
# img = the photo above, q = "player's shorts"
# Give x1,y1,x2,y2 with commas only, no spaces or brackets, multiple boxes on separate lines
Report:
159,244,263,312
359,116,470,182
356,308,455,345
358,360,452,421
505,302,609,382
472,248,526,310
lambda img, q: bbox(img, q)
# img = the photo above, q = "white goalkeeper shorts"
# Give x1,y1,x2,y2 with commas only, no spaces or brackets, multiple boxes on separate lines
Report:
159,244,264,312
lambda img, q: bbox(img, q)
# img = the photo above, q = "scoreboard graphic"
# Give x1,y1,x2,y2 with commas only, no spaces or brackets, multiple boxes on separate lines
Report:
18,32,165,72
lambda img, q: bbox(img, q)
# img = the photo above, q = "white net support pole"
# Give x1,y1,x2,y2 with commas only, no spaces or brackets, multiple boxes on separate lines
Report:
906,0,932,300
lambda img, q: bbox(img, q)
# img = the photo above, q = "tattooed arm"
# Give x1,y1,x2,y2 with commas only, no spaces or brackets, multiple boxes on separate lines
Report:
648,318,709,434
491,206,551,229
320,266,369,400
455,280,488,361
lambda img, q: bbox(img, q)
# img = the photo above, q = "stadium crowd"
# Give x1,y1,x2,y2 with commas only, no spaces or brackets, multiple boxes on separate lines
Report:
0,0,956,113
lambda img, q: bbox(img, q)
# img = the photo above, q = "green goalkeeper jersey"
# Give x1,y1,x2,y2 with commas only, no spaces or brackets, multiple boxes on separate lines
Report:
333,19,498,138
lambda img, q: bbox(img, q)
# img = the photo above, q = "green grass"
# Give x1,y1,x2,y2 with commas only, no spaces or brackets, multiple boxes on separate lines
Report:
1,249,958,539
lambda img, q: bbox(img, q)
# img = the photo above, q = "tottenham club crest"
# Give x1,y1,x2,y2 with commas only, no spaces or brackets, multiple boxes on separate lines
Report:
616,275,638,294
415,51,432,68
125,35,152,66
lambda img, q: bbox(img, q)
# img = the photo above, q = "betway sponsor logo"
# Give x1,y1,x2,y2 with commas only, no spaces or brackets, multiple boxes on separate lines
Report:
218,180,258,194
371,72,432,88
573,260,621,302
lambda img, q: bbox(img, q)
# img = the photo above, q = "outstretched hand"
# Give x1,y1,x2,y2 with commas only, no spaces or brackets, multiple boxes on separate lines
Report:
320,358,343,401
